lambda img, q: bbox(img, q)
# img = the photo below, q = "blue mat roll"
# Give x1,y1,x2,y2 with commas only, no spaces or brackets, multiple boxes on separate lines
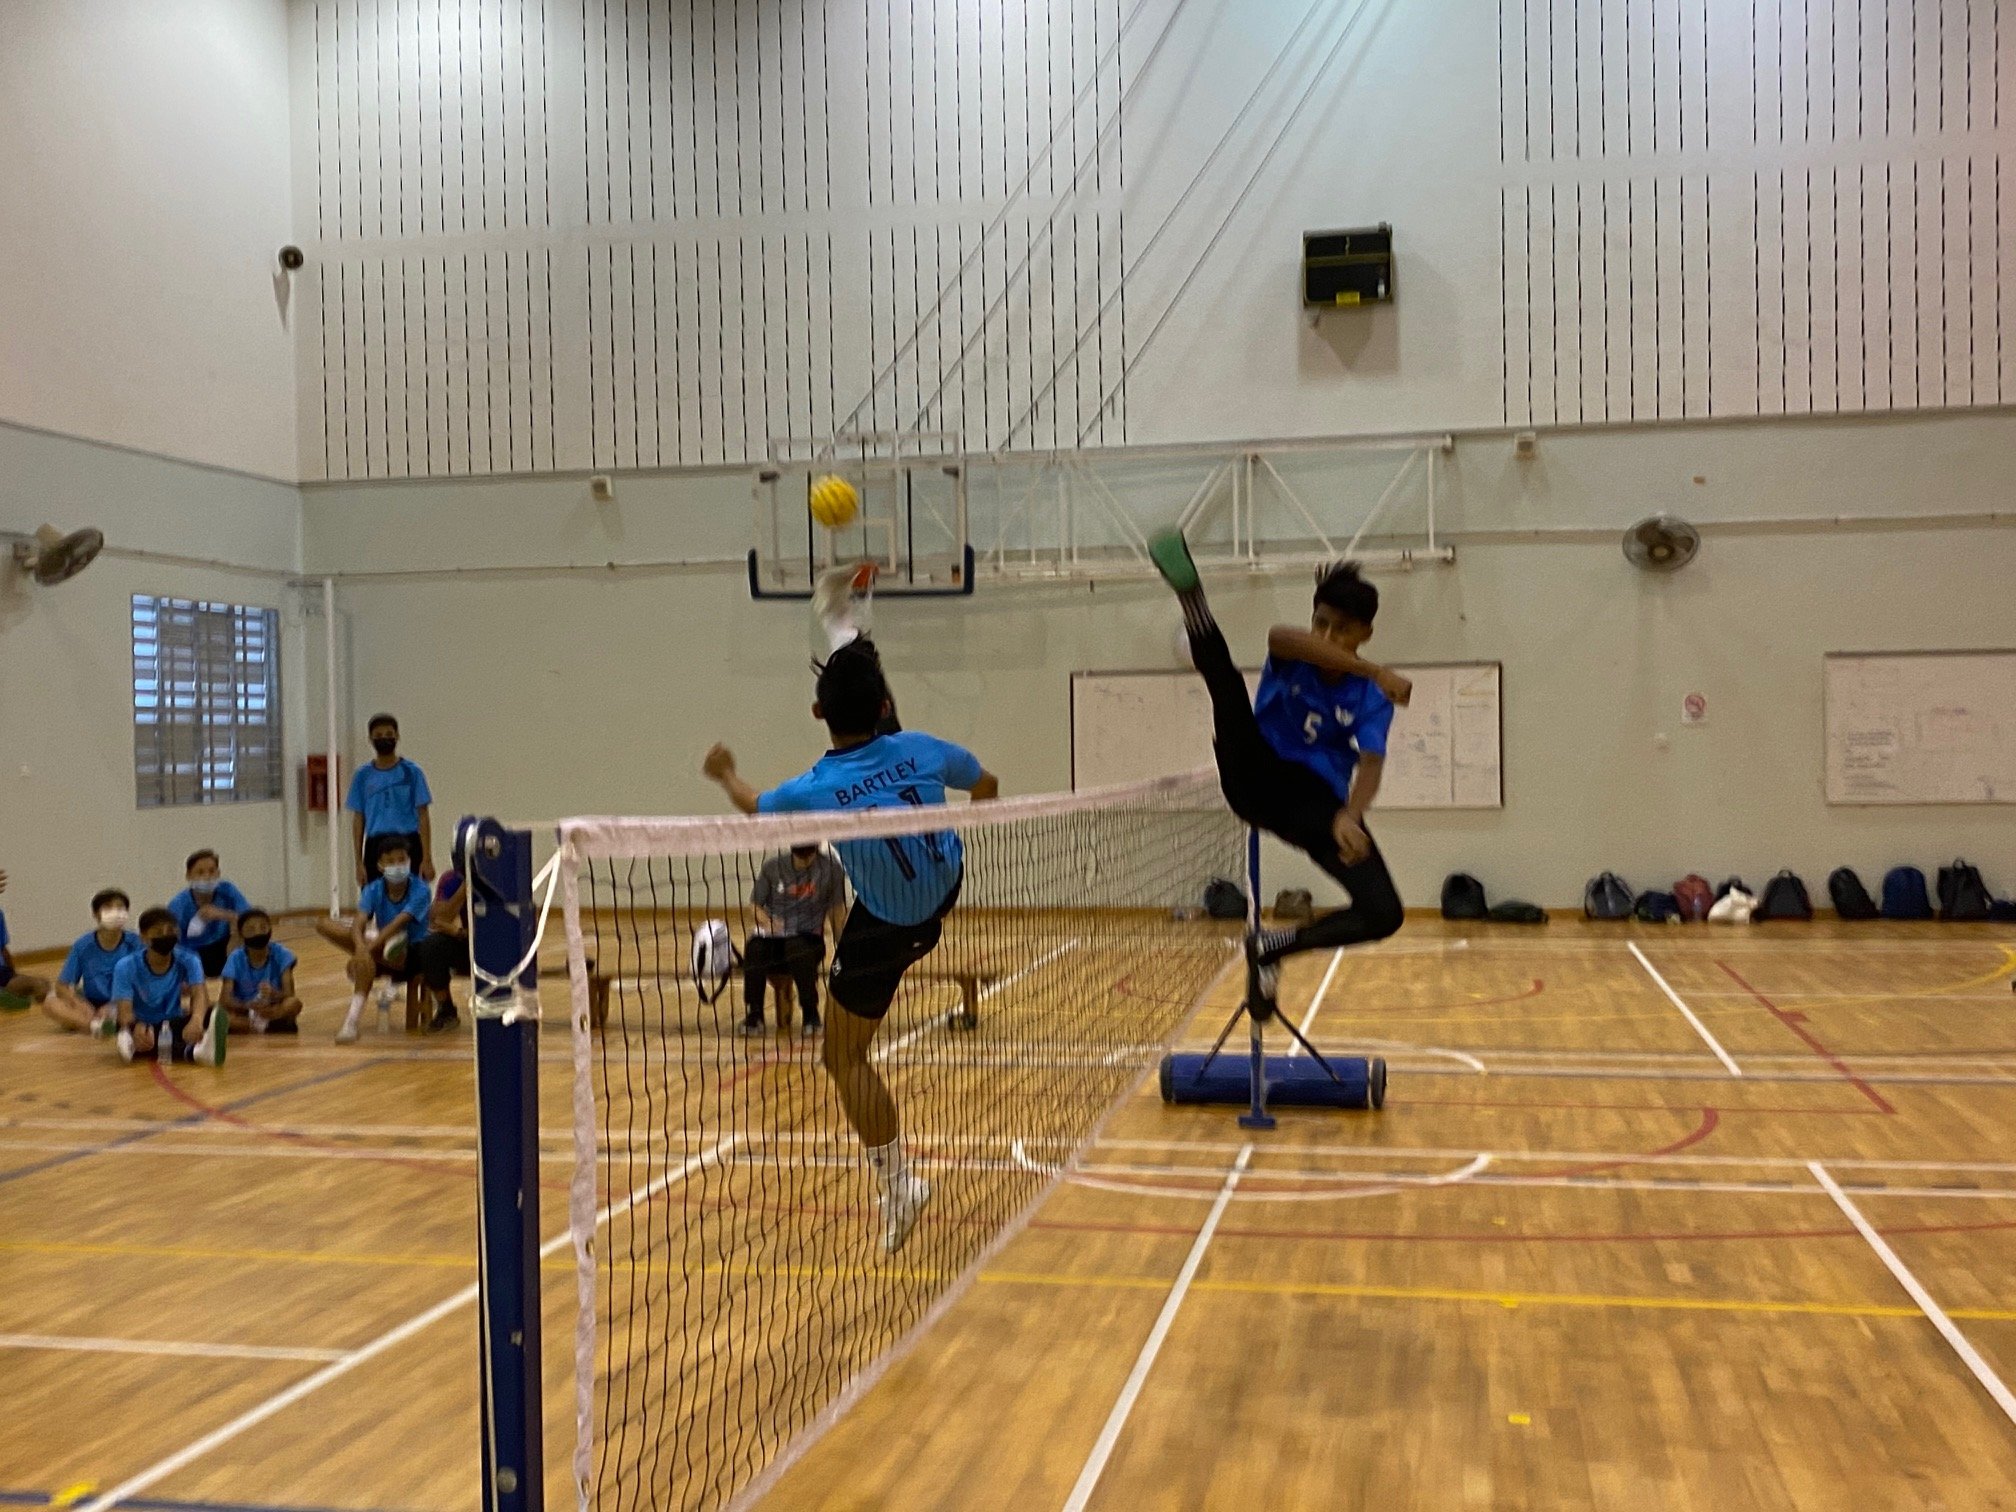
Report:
1159,1051,1386,1110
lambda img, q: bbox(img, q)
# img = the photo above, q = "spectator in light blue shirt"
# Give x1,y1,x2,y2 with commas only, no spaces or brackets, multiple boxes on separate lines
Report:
48,887,143,1036
315,836,432,1044
347,713,434,886
167,849,250,980
111,908,225,1066
218,907,302,1036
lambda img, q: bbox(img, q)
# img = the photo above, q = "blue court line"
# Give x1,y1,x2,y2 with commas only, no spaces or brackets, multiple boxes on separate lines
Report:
0,1060,381,1188
0,1492,403,1512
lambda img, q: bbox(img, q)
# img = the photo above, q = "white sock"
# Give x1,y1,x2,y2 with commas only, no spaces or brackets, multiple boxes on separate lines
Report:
342,994,364,1028
866,1136,908,1198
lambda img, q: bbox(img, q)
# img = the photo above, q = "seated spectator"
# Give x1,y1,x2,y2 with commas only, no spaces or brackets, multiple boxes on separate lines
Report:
315,839,431,1043
47,888,143,1035
739,844,846,1038
111,908,225,1066
167,849,250,980
218,908,304,1035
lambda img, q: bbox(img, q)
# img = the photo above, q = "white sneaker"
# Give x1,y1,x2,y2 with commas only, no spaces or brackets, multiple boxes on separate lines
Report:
880,1173,932,1255
813,562,877,652
335,1013,361,1045
192,1011,228,1068
116,1029,136,1064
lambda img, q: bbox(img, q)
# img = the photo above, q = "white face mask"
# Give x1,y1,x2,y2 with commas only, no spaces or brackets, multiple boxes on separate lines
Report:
381,863,412,885
98,908,130,931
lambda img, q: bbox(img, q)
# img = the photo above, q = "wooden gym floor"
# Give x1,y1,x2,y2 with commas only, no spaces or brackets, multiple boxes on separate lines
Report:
4,918,2016,1510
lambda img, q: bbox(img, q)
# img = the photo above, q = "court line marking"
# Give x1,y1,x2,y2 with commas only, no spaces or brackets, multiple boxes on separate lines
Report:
0,1334,346,1364
73,1136,738,1512
1062,1144,1252,1512
1809,1161,2016,1429
1719,961,1896,1113
873,937,1083,1063
1628,942,1743,1076
981,1269,2016,1324
1285,949,1345,1058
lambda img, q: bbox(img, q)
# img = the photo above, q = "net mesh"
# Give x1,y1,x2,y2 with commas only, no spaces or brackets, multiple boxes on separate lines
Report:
558,771,1244,1510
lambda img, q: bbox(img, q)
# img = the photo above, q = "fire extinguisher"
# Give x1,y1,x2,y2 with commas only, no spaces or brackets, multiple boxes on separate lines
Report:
304,754,331,813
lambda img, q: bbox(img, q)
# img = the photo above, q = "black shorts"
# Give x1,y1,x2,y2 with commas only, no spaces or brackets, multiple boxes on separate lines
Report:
742,933,826,979
828,879,961,1022
195,937,232,980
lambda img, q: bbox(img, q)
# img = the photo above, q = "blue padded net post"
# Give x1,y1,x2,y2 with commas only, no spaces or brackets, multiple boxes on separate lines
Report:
460,816,544,1512
1238,827,1276,1130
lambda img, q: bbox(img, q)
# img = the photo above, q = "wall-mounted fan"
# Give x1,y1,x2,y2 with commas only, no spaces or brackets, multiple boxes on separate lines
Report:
8,524,105,586
1622,514,1699,573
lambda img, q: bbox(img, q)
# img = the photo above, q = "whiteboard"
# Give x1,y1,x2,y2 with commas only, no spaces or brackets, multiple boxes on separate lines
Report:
1071,663,1502,809
1825,651,2016,804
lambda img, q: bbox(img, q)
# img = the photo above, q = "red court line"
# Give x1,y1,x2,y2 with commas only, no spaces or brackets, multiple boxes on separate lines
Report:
1531,1106,1722,1179
1715,961,1897,1115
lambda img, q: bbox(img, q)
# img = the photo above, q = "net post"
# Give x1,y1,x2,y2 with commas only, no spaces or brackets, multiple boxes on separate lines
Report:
459,816,545,1512
1238,827,1276,1130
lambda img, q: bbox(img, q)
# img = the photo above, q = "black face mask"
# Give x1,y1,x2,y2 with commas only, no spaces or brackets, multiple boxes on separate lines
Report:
146,934,177,956
243,934,272,951
372,736,398,756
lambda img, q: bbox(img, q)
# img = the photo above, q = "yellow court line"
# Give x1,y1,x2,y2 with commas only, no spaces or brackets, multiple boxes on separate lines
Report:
0,1237,473,1270
976,1268,2016,1324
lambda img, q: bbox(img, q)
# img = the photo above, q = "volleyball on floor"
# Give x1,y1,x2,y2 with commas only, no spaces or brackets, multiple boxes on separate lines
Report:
808,474,859,530
691,919,736,1003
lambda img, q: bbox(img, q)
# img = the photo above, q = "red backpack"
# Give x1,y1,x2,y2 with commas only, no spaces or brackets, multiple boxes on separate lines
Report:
1673,875,1714,922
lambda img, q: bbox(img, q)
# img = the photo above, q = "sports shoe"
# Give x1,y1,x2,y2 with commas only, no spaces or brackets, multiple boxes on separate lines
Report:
737,1016,764,1037
1245,933,1280,1009
880,1173,932,1254
1147,528,1201,593
116,1029,137,1064
335,1011,362,1045
427,1003,461,1035
90,1012,121,1040
192,1010,228,1068
813,561,878,652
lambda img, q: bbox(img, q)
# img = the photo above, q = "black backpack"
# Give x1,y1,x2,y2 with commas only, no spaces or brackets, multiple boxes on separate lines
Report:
1488,900,1548,924
1203,878,1248,921
1441,873,1489,920
1635,891,1681,923
1881,866,1934,920
1937,860,1993,923
1758,871,1814,921
1828,867,1879,921
1715,876,1750,900
1584,873,1635,920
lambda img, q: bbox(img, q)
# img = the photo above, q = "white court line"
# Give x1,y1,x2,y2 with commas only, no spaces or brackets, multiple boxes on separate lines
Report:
75,1135,738,1512
1809,1161,2016,1428
1062,1144,1253,1512
1285,949,1345,1060
1627,941,1743,1076
0,1333,347,1363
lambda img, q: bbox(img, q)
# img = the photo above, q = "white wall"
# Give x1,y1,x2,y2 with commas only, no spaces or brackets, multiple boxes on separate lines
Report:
0,423,322,953
0,0,298,480
301,409,2016,909
290,0,2016,481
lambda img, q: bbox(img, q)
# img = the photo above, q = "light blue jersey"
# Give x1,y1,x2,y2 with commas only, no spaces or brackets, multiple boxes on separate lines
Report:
346,758,432,837
223,941,297,1002
758,731,983,926
60,930,145,1008
1252,656,1396,804
111,949,204,1024
167,880,251,951
358,877,432,943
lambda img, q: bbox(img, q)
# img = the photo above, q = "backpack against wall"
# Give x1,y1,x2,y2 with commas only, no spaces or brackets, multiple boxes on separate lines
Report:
1828,868,1879,921
1937,861,1993,923
1880,867,1933,921
1441,874,1489,920
1757,871,1814,921
1584,873,1635,920
1673,875,1714,922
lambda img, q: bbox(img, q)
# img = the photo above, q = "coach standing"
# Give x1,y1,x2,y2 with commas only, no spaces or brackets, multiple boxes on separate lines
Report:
347,713,435,884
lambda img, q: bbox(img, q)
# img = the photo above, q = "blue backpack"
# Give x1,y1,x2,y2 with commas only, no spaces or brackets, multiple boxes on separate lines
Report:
1881,866,1933,920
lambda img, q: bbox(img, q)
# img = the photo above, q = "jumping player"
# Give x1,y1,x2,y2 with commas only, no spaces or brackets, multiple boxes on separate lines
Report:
703,639,999,1253
1149,528,1409,995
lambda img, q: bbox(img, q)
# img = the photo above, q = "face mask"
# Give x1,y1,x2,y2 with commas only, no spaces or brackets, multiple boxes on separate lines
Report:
98,908,129,930
381,863,411,885
190,878,217,896
243,933,271,951
372,736,398,756
147,934,177,957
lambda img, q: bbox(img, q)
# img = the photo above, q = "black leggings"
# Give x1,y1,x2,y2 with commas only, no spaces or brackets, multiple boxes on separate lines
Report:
1188,620,1405,959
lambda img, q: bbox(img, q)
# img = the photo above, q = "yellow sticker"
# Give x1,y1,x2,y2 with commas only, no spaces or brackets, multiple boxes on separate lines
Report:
1508,1413,1531,1427
52,1484,99,1507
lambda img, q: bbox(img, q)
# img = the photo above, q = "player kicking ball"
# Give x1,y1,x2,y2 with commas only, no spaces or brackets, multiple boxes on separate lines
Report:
704,639,999,1253
1149,528,1409,999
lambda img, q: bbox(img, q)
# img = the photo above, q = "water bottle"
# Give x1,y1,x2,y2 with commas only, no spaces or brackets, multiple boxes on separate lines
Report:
158,1021,174,1063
